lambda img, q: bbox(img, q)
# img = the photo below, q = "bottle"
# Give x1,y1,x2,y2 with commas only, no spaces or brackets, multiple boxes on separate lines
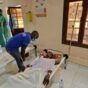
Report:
59,79,64,88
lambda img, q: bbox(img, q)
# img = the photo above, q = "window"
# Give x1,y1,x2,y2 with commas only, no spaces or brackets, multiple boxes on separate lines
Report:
62,0,88,48
8,7,24,35
83,13,88,44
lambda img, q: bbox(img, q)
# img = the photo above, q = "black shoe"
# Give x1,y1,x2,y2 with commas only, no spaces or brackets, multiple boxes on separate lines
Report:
18,67,25,72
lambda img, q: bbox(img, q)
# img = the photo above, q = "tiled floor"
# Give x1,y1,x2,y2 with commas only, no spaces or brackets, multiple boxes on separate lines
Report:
0,60,88,88
50,62,88,88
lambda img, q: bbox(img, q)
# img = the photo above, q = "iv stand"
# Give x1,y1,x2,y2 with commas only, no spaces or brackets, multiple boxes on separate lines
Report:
68,3,79,57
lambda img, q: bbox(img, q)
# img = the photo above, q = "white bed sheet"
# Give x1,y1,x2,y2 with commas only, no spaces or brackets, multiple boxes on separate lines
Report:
1,68,43,88
1,57,64,88
30,57,55,74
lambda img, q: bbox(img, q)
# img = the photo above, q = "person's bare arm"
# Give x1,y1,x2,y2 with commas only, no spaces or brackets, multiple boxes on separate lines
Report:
21,46,27,61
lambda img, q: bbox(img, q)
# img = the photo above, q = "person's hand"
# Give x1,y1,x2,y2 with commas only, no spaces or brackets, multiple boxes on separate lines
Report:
43,73,50,86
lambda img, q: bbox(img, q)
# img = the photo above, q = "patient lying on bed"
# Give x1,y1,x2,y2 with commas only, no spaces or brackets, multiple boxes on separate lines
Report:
19,52,67,86
40,50,68,85
26,49,62,85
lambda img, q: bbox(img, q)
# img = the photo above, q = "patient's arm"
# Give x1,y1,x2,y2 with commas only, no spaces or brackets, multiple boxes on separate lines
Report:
43,70,52,85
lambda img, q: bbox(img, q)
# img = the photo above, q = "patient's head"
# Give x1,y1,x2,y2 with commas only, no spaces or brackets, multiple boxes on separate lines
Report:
40,49,54,58
43,49,48,53
40,49,61,59
40,49,48,57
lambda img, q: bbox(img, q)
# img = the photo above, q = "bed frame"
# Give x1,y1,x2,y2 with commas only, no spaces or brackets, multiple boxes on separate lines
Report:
40,49,68,88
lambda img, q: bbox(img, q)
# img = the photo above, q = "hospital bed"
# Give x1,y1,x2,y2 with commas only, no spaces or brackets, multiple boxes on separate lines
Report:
0,49,68,88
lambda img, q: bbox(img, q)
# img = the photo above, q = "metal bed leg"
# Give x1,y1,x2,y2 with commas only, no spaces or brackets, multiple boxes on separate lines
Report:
64,59,67,69
33,45,37,57
63,54,68,69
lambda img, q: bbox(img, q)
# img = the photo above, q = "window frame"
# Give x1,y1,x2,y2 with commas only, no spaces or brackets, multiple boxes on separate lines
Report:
62,0,88,48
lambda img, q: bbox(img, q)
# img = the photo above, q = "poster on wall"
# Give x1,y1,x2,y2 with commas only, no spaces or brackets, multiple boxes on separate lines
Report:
35,0,47,17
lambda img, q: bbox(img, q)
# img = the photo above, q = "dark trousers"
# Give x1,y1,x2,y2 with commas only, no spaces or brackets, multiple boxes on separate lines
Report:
6,48,25,71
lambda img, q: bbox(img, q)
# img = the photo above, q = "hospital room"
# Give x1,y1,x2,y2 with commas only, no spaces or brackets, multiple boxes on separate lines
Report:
0,0,88,88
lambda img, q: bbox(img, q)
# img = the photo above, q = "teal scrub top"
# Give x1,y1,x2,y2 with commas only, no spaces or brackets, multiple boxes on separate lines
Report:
0,15,9,47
